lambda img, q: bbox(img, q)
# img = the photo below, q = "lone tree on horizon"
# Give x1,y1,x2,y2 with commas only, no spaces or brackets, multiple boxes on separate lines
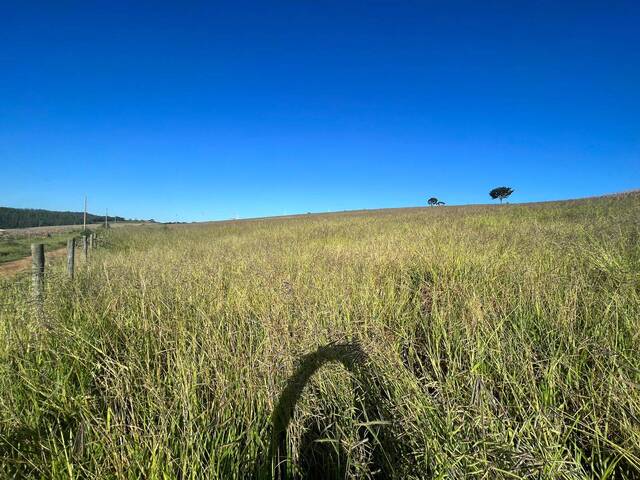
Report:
428,197,438,206
489,187,514,204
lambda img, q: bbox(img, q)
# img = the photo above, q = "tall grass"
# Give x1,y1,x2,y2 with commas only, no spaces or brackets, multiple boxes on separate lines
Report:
1,194,639,478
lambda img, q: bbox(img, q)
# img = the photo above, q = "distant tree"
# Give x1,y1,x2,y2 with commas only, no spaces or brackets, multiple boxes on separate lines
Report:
489,187,514,204
428,197,438,206
436,201,445,206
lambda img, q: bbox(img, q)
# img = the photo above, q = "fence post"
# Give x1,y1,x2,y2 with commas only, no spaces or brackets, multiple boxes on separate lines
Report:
89,233,94,250
83,235,89,262
31,243,45,303
67,238,75,279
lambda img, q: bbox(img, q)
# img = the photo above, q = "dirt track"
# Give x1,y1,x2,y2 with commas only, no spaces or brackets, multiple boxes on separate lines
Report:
0,247,68,278
0,222,149,278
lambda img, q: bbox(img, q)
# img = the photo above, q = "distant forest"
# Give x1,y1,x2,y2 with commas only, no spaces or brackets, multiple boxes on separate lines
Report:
0,207,127,229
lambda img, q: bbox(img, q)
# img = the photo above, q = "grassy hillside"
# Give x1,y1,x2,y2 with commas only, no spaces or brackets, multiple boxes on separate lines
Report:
0,206,126,229
1,193,639,478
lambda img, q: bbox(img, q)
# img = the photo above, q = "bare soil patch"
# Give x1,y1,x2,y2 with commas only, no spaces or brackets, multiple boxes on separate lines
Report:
0,246,68,278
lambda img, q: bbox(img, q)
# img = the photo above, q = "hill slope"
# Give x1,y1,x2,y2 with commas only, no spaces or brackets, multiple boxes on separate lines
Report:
1,192,639,478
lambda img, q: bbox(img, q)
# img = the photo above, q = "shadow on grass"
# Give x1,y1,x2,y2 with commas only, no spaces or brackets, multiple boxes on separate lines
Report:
268,341,405,479
0,413,82,478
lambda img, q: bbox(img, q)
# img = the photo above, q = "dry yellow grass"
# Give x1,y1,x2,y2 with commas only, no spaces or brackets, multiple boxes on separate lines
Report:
1,194,639,478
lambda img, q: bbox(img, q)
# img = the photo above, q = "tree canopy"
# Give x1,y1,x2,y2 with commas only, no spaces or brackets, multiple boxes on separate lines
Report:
489,187,514,203
0,207,126,229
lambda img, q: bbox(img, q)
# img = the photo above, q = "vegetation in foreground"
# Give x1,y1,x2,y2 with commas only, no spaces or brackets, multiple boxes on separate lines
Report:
1,193,639,479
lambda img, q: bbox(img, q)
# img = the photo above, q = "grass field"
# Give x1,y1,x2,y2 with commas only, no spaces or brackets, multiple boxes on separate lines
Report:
1,194,639,479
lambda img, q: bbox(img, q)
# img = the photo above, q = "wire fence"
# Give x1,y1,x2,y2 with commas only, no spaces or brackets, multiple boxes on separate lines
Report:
0,233,100,313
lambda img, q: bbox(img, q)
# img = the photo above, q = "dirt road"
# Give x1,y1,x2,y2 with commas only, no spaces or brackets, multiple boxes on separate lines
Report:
0,247,69,278
0,222,149,278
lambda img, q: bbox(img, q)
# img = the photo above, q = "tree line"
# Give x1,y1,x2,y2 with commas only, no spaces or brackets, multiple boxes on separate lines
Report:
0,207,126,229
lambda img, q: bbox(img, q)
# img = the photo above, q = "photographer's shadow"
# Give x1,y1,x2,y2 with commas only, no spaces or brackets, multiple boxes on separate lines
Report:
296,409,349,479
266,341,402,479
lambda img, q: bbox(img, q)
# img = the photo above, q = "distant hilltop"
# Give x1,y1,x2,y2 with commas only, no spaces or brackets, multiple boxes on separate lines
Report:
0,206,130,229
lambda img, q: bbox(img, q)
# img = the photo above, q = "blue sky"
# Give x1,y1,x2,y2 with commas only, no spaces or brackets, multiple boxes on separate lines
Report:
1,1,638,222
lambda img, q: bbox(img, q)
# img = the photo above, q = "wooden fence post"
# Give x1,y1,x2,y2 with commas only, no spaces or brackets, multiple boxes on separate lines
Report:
89,233,94,250
67,238,75,279
31,243,45,302
83,235,89,262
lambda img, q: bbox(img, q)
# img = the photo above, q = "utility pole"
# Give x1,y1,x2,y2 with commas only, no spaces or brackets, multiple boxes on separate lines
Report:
83,196,87,231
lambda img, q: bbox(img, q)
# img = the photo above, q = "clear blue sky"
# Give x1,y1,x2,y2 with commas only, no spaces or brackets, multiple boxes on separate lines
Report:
1,1,638,222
